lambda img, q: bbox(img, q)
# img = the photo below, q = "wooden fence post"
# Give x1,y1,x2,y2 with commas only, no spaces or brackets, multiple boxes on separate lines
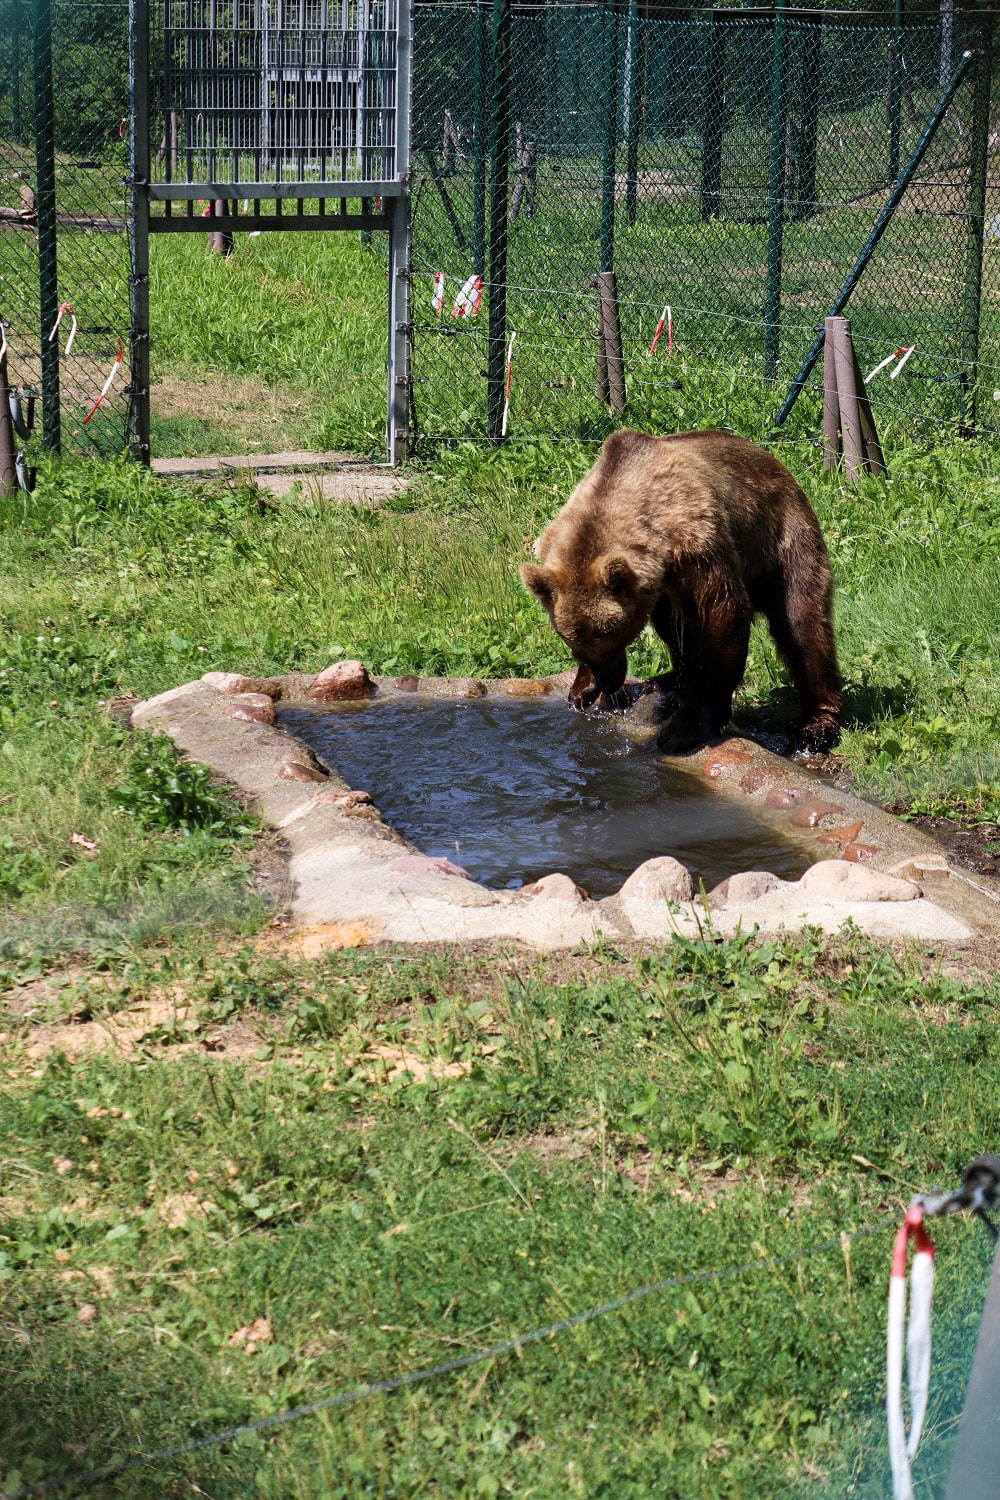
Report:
822,316,886,480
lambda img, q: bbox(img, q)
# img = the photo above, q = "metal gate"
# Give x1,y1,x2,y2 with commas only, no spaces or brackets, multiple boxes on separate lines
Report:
130,0,413,464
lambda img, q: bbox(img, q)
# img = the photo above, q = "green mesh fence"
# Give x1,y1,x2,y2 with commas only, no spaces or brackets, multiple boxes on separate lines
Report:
410,3,1000,451
0,0,132,459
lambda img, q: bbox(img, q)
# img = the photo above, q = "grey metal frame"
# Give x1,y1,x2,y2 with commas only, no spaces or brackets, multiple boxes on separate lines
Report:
128,0,412,465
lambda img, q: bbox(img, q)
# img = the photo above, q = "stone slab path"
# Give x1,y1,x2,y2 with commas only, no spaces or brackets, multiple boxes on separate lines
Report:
151,451,409,504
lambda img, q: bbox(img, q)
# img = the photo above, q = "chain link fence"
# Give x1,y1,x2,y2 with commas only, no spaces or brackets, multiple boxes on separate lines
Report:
0,0,132,459
410,2,1000,451
3,1,1000,463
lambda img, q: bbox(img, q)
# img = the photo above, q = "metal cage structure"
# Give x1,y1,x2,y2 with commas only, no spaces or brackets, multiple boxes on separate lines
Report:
129,0,413,464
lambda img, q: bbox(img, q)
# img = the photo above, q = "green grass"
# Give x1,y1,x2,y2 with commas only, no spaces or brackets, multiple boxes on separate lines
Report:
2,930,1000,1497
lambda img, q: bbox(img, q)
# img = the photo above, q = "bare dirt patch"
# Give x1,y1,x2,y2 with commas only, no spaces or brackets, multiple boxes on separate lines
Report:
151,370,320,455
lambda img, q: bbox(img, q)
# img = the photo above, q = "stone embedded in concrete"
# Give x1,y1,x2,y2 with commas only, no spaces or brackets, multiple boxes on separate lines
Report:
888,854,951,886
522,872,589,902
790,797,842,828
765,787,808,809
703,743,752,779
309,660,375,703
395,675,420,692
223,692,276,726
452,678,488,699
617,856,694,903
818,820,864,848
202,672,281,698
843,842,878,863
321,789,373,810
503,678,553,698
390,853,471,881
279,758,329,783
800,860,919,902
740,767,783,794
721,870,784,904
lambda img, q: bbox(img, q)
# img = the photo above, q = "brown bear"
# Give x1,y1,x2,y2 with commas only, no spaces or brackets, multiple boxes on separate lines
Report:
519,428,842,754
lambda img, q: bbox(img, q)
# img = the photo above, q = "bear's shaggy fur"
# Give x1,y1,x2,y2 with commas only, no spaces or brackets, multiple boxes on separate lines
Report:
520,428,842,753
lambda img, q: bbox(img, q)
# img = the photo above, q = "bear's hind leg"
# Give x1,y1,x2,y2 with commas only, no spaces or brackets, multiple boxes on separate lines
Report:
764,579,842,752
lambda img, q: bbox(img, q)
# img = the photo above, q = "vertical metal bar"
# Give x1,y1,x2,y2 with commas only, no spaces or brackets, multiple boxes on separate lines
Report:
941,0,954,86
960,4,991,435
386,0,411,464
624,0,638,226
486,0,510,442
600,0,618,274
889,0,902,181
12,2,21,143
796,17,820,220
700,11,725,222
32,0,59,452
764,0,788,383
944,1233,1000,1500
472,0,488,275
0,332,17,497
130,0,152,465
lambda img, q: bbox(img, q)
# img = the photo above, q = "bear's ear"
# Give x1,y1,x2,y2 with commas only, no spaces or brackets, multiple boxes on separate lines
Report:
598,553,636,595
520,562,555,602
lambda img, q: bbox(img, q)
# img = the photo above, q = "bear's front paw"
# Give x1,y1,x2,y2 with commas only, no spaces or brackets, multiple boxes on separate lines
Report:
568,663,601,712
793,713,841,755
655,704,721,755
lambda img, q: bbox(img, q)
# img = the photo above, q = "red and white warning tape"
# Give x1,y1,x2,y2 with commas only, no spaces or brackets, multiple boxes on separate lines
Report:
649,303,672,358
887,1203,935,1500
866,345,917,383
81,338,123,425
501,330,516,437
432,271,445,317
452,274,482,319
48,301,77,357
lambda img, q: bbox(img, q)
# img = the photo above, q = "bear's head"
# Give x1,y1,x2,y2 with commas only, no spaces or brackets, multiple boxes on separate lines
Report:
519,550,658,697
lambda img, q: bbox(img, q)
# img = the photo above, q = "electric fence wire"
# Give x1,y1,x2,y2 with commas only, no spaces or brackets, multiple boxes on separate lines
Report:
11,1224,888,1497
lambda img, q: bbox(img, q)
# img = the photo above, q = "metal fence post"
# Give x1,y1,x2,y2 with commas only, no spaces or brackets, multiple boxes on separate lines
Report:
944,1231,1000,1499
600,0,618,275
0,329,16,497
472,0,488,276
11,0,22,143
486,0,511,442
624,0,639,227
129,0,151,466
32,0,59,452
700,10,726,221
796,17,821,221
388,0,413,464
764,0,788,383
959,2,992,435
888,0,903,181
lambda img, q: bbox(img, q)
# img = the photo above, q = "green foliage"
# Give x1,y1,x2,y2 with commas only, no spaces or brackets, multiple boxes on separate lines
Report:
111,733,252,835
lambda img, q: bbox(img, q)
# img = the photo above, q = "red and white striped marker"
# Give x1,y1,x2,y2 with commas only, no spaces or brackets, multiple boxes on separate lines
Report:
452,274,483,319
48,302,77,356
648,303,672,358
887,1204,935,1500
81,338,123,426
866,345,917,383
501,330,516,437
432,271,445,317
0,320,8,364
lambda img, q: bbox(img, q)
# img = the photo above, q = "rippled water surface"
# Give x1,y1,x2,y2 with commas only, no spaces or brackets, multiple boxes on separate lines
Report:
279,696,810,897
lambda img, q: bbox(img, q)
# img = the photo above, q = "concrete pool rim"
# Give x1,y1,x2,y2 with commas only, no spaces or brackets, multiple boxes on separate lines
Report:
130,665,1000,951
